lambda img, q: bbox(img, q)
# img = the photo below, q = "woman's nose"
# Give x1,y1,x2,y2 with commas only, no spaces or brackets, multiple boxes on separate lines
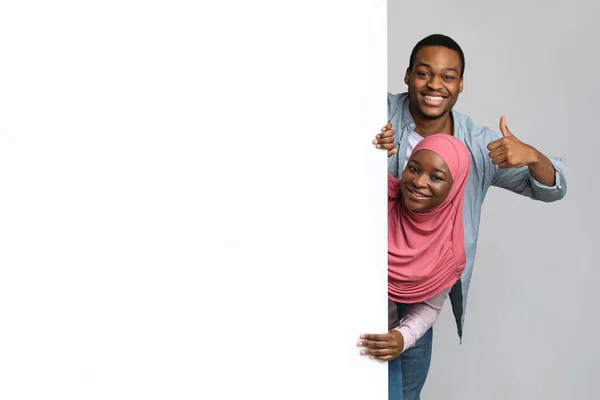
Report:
413,174,428,188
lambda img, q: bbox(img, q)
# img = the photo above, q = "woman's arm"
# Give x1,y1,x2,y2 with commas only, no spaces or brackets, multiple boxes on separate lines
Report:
393,286,451,353
358,287,451,361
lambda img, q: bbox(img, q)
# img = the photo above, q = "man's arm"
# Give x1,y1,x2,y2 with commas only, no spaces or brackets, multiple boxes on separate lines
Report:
512,145,556,187
487,116,567,202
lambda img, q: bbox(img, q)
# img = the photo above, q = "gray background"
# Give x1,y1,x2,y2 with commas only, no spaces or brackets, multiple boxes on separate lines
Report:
388,0,599,398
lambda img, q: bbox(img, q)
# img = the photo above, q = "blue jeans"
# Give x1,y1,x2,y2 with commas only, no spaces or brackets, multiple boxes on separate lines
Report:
388,302,433,400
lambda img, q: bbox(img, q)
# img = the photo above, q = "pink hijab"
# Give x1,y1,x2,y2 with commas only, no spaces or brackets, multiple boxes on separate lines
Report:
388,134,470,304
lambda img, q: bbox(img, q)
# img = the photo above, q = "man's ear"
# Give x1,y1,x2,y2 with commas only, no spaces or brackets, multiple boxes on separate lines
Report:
404,68,410,85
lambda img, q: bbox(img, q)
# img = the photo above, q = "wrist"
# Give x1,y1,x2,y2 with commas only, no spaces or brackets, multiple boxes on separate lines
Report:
526,146,541,167
392,328,405,352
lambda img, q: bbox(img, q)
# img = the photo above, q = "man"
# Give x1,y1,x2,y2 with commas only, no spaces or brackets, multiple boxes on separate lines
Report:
363,34,567,399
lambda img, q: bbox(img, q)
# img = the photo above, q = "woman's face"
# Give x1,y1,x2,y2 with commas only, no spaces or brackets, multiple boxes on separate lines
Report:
400,149,454,212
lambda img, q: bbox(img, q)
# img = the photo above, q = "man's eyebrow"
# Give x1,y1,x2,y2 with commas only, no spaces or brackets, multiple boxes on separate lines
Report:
414,63,459,74
441,67,459,73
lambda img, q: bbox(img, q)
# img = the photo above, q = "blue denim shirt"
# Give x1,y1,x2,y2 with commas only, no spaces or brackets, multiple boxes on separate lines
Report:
387,92,567,337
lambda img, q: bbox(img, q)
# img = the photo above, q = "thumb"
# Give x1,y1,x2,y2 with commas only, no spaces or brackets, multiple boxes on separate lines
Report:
499,116,513,138
382,122,392,132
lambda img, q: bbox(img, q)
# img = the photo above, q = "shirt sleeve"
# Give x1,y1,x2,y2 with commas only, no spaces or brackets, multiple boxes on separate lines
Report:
492,156,567,202
393,287,450,352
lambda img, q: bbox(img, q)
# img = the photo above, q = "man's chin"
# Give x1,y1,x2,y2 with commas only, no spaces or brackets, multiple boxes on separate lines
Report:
417,107,446,120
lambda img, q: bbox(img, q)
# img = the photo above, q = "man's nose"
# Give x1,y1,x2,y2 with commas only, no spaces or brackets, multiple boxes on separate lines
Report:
427,75,442,91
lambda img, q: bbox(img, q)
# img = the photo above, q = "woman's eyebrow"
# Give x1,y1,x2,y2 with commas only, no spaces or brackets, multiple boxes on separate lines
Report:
410,159,447,175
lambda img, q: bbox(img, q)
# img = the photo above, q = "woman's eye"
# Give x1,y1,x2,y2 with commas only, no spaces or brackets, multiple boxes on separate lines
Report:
431,175,443,181
409,166,418,173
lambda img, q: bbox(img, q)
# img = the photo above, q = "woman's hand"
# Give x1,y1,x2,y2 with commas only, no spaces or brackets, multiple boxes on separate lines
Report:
357,330,404,361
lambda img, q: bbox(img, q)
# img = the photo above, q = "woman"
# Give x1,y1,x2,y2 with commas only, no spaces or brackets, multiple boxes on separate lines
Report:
358,133,470,399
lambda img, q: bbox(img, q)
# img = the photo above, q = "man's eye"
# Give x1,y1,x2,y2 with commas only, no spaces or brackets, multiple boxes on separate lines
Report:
418,72,429,77
443,76,454,80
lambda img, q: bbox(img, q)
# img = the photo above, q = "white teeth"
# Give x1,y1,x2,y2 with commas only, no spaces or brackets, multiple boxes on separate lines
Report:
424,95,444,100
409,189,426,197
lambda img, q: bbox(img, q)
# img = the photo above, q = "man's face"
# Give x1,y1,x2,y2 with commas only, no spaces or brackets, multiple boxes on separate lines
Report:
405,46,464,120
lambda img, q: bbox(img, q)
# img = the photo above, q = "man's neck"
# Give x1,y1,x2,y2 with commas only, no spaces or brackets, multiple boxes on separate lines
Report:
409,104,454,137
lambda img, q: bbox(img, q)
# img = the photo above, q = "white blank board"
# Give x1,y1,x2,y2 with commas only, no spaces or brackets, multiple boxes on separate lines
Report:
0,1,388,398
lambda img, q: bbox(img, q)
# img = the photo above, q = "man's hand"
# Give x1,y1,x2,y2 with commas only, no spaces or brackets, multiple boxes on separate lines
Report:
373,122,397,157
487,116,538,169
357,330,404,361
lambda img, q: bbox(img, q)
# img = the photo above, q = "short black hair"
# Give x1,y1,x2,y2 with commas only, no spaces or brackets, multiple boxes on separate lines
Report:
408,34,465,77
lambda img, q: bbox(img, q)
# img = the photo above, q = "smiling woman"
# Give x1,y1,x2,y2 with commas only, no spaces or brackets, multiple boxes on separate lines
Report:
387,134,470,304
359,133,470,399
401,149,455,211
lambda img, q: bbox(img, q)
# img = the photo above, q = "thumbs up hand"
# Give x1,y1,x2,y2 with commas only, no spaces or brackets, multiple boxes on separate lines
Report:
487,116,538,169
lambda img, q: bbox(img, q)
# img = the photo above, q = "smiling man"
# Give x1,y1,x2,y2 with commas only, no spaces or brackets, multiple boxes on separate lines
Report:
366,34,568,399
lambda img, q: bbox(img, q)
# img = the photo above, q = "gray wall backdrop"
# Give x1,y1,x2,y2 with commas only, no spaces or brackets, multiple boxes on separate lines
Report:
388,1,599,399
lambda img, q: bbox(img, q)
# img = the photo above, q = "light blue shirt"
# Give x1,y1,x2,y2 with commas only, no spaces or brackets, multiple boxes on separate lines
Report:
387,92,567,337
